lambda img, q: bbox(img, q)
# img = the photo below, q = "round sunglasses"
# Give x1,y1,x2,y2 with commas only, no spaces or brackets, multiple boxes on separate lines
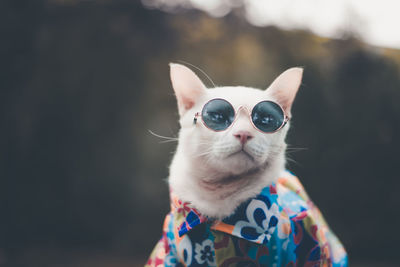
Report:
194,98,289,133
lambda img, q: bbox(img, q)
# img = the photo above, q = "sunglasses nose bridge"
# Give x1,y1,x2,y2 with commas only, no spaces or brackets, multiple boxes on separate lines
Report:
233,106,253,129
236,106,251,117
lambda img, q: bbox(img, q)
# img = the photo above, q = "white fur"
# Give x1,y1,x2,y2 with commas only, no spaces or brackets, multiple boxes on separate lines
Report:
168,64,302,220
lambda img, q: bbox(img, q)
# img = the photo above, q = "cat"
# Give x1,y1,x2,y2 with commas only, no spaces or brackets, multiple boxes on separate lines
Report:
146,64,348,267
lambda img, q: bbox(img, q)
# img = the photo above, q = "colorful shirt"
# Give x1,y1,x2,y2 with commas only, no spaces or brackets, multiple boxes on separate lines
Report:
146,171,348,267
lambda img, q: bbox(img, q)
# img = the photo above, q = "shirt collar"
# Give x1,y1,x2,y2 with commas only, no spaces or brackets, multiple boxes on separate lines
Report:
170,192,208,237
171,182,282,243
170,171,304,245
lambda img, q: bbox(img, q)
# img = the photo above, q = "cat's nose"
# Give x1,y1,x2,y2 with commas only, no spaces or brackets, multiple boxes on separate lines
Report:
233,131,253,145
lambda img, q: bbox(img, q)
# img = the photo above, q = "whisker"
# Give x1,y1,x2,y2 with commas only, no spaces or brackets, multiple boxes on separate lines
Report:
193,147,214,156
159,139,179,144
286,144,308,150
196,151,213,157
148,130,178,143
176,60,217,88
286,156,302,167
286,148,308,153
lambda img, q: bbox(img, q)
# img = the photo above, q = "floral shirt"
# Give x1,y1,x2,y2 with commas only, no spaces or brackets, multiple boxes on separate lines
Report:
145,171,348,267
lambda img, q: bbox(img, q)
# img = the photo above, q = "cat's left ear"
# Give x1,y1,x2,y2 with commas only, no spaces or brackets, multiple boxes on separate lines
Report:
170,63,207,116
266,67,303,115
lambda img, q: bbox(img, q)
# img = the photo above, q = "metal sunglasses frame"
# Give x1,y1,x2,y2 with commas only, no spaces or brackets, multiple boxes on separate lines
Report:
193,98,290,134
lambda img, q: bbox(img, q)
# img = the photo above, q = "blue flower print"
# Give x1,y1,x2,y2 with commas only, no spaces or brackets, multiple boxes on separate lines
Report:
177,235,193,266
194,239,216,266
233,198,280,245
164,254,178,267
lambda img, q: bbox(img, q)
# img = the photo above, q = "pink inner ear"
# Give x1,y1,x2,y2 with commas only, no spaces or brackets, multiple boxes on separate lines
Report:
175,91,198,115
170,63,207,116
275,91,292,113
183,98,195,110
266,67,303,115
176,89,201,116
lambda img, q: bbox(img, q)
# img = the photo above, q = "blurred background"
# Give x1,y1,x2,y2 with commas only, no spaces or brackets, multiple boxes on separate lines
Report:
1,0,400,266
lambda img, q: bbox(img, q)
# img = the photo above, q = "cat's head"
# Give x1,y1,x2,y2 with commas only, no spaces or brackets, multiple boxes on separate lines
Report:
170,63,302,176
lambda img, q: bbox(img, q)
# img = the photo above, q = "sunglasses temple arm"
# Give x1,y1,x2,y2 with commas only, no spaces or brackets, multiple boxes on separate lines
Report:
283,115,290,126
193,112,200,124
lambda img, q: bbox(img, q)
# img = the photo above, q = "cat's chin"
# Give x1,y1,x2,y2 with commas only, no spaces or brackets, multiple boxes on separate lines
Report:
208,153,263,176
228,149,255,161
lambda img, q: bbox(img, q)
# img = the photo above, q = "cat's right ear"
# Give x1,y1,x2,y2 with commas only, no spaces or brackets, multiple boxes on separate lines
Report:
266,67,303,116
169,63,207,116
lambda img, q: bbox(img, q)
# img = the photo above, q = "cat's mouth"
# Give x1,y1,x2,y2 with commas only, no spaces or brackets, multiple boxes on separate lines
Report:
229,148,255,161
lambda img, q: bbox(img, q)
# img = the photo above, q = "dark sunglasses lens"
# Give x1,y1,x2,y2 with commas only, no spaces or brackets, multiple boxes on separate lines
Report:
251,101,284,132
202,99,235,131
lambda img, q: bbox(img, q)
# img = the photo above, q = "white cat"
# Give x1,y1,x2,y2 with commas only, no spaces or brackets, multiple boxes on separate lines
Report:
146,64,348,267
168,63,302,219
